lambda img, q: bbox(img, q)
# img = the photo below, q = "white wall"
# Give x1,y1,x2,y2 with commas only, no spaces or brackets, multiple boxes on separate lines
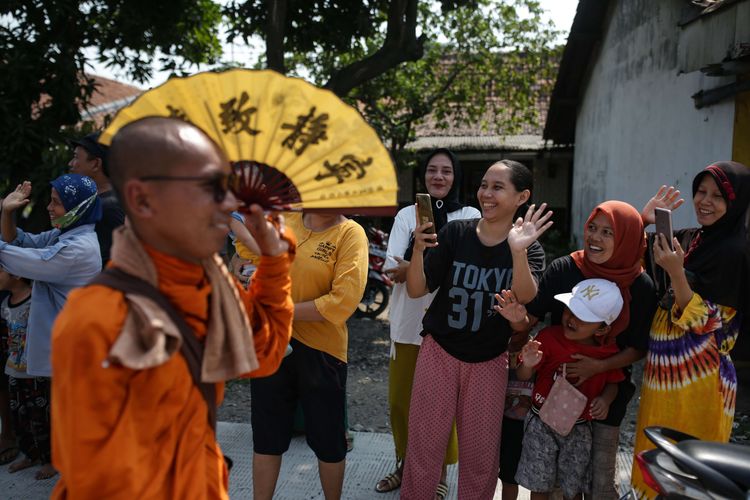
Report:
570,0,736,243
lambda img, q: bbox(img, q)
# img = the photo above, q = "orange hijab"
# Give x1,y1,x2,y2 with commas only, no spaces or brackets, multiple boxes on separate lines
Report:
570,201,646,340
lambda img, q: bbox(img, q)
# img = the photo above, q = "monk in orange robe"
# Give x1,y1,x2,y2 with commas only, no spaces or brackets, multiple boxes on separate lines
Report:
50,117,294,499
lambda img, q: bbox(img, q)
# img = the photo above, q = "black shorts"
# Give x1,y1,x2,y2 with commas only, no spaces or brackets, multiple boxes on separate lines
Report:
499,416,525,484
250,338,348,463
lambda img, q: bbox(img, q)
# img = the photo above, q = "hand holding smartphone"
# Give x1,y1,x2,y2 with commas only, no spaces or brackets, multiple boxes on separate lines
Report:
415,193,435,234
654,207,674,250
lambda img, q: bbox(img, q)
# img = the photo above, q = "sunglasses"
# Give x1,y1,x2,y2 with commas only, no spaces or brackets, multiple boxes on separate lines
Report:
139,173,239,203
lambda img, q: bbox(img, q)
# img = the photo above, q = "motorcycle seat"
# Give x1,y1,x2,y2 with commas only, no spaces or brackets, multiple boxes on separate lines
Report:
679,440,750,490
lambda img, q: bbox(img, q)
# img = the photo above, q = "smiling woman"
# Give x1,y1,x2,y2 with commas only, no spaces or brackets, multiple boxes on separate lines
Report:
515,200,656,499
401,159,551,498
632,161,750,499
584,213,615,264
0,174,103,480
376,148,479,495
423,152,455,200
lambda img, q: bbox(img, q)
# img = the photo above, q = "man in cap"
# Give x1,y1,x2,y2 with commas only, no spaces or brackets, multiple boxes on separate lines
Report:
68,132,125,264
51,117,295,499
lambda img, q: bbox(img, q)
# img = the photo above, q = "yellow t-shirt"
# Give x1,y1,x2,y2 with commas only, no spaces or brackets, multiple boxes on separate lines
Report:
286,213,369,362
233,239,261,265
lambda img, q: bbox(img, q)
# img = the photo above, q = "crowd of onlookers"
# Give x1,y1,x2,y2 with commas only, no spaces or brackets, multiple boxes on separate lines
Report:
0,133,124,480
0,119,746,500
370,151,748,500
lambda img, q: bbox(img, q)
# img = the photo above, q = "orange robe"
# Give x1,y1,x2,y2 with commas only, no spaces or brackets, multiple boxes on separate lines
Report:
50,249,293,499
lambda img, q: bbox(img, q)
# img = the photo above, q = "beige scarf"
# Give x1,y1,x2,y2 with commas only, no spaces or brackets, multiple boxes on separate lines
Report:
106,224,259,382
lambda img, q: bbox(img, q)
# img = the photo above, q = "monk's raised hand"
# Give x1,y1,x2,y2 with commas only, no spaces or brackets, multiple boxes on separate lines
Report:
2,181,32,212
640,185,684,225
244,204,290,257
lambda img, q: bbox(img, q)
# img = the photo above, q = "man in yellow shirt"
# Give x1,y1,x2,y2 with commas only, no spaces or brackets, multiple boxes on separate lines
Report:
251,212,368,500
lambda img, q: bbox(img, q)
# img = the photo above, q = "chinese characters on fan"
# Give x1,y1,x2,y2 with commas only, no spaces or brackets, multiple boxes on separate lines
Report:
219,91,260,136
281,106,329,155
163,97,375,193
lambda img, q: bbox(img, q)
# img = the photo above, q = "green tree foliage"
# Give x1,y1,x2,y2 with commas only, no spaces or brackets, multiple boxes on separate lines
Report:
225,0,559,164
1,0,558,226
0,0,222,226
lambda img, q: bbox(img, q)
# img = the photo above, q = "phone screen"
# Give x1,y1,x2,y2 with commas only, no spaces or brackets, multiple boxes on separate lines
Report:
654,207,673,250
416,193,435,234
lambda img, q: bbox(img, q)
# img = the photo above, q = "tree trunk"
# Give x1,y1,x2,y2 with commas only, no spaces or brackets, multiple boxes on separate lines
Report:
265,0,288,74
325,0,424,97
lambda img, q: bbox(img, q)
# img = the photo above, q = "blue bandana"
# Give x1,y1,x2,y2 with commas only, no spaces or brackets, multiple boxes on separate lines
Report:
49,174,103,232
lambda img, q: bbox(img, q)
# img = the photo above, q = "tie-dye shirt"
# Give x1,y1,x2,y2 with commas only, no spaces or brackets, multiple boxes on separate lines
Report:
631,292,740,499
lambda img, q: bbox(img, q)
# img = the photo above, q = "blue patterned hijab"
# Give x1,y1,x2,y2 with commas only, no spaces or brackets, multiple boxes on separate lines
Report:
49,174,102,232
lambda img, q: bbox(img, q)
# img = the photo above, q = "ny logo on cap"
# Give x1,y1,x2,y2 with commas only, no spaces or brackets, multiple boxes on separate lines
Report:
581,284,600,300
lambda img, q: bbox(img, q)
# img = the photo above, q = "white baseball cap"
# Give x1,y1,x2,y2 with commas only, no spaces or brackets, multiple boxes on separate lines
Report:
554,278,624,325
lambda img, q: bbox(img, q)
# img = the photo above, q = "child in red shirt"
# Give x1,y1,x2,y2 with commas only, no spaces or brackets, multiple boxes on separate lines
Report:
496,278,625,499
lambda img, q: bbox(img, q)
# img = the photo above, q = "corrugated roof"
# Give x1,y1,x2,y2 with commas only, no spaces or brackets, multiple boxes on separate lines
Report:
406,134,548,151
414,96,549,138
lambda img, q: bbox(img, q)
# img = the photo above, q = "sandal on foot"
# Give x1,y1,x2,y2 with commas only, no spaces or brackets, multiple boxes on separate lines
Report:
375,469,402,493
435,481,449,500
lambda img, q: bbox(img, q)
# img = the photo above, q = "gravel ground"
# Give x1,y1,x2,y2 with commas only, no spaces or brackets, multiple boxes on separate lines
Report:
218,314,392,431
219,314,750,447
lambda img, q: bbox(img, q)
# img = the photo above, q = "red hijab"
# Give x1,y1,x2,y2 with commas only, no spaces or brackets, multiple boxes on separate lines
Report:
570,201,646,340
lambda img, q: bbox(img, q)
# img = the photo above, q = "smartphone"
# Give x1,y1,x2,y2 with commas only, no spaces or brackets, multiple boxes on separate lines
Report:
654,207,673,250
415,193,435,234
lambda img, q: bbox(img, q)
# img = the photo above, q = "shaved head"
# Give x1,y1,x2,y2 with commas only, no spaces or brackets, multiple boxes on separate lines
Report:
108,117,225,209
106,116,237,262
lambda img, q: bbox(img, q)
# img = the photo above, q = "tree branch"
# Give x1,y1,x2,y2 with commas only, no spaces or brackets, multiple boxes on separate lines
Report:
361,98,400,131
265,0,287,74
397,60,468,127
325,0,425,97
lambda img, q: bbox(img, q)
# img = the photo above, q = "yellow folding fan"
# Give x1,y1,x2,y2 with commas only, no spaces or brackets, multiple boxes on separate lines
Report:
99,69,398,215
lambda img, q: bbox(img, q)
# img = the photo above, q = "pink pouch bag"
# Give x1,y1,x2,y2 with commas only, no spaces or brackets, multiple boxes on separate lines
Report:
538,364,588,436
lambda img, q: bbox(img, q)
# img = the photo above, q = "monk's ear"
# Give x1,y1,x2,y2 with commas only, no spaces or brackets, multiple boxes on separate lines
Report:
123,180,155,218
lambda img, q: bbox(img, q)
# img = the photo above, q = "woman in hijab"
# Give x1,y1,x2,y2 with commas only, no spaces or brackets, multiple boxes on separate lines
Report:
505,200,657,500
631,161,750,499
375,149,480,496
0,174,102,479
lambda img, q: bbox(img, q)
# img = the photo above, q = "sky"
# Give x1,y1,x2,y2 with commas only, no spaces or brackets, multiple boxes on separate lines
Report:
87,0,579,88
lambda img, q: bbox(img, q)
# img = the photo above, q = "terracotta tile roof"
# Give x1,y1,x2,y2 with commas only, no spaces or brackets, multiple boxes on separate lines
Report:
80,74,142,125
87,74,142,106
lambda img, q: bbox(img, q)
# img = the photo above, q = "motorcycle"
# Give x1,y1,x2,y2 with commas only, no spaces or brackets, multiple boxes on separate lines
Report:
625,426,750,499
356,226,392,319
